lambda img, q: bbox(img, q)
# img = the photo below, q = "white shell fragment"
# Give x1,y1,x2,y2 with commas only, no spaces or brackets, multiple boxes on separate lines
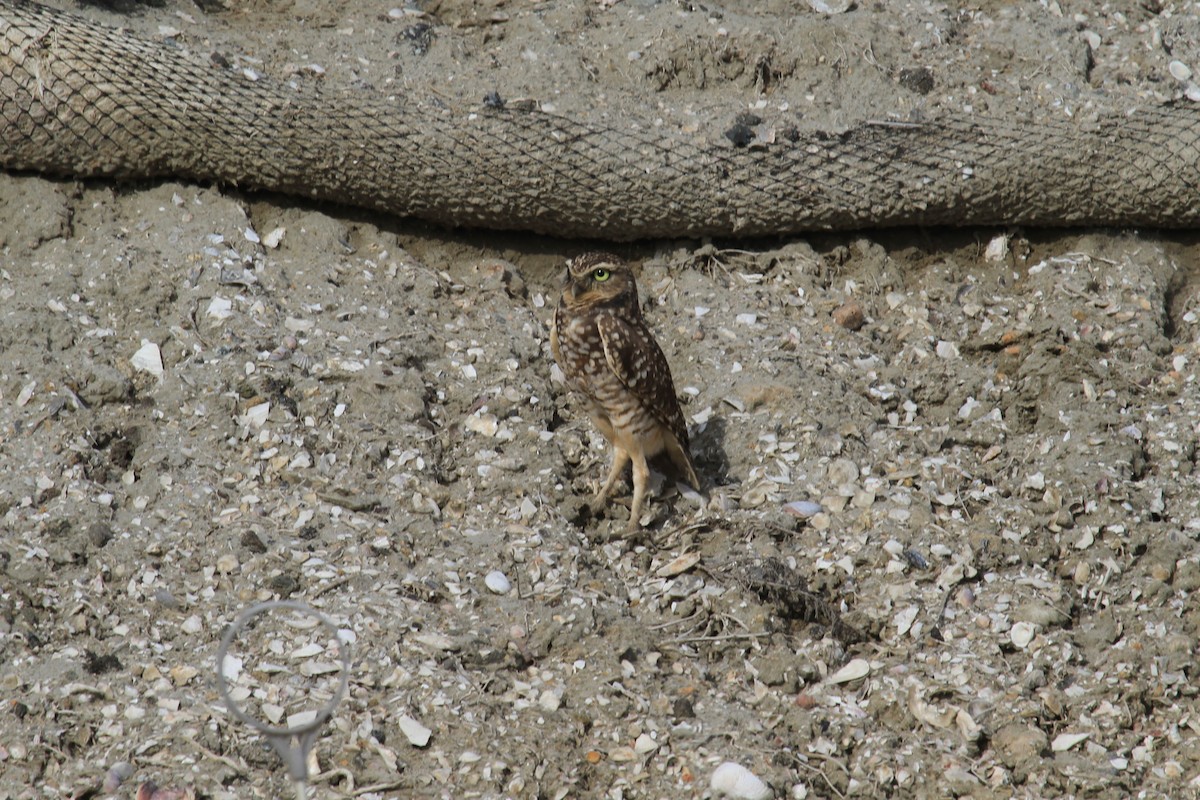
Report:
262,702,285,725
16,380,36,406
985,233,1010,262
829,658,871,684
219,653,243,682
1052,732,1091,752
894,605,920,637
398,714,432,747
206,295,233,321
484,570,511,594
710,762,773,800
783,500,822,519
935,340,960,360
262,226,287,248
655,551,701,577
1010,621,1037,649
240,401,271,429
807,0,852,13
634,733,658,754
465,413,499,437
130,340,164,378
287,710,318,728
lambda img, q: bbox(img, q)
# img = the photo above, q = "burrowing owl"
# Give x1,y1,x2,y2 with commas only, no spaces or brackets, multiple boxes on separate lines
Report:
550,252,700,529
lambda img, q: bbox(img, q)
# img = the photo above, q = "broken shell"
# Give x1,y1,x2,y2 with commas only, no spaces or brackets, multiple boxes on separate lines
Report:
829,658,871,684
131,340,164,378
634,733,658,754
1051,732,1090,752
655,551,702,577
985,234,1009,262
1010,621,1036,649
206,296,233,320
399,714,432,747
261,226,286,248
136,782,196,800
782,500,822,519
710,762,772,800
807,0,853,14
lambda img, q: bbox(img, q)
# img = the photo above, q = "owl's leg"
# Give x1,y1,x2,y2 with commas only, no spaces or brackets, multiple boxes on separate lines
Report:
593,446,630,511
626,450,651,531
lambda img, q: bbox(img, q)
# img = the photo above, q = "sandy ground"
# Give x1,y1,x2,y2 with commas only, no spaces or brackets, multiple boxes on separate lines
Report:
2,0,1200,798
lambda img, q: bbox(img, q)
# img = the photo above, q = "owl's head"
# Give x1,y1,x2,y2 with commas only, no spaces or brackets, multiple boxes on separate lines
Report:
559,252,639,311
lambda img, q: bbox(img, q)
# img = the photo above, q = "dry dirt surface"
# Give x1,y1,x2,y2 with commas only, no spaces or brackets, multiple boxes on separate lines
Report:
3,0,1200,798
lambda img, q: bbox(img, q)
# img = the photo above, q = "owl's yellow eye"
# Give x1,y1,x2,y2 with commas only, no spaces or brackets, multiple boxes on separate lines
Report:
592,268,611,282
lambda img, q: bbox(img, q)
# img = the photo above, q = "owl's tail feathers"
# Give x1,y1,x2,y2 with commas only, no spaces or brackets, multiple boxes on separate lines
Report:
666,438,704,497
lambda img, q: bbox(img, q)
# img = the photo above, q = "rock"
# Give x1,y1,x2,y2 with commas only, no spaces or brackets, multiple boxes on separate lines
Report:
1013,602,1071,628
992,723,1049,773
832,299,865,331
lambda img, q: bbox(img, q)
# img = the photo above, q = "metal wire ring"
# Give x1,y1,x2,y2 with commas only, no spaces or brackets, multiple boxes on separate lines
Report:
214,600,351,738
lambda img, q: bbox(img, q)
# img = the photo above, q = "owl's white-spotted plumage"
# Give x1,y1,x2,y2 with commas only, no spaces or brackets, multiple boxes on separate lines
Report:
550,252,699,529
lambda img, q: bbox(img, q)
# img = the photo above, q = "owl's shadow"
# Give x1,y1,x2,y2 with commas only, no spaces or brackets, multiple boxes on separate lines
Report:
689,415,731,491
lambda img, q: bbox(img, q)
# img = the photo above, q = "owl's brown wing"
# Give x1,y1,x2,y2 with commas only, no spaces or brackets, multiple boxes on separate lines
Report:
594,312,691,449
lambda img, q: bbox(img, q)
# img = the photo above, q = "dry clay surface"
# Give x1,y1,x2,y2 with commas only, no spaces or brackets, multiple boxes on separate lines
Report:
2,0,1200,798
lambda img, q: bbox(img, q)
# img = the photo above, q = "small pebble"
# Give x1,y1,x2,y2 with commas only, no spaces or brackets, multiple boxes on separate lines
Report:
609,746,636,762
103,762,135,793
832,299,865,331
484,570,511,594
538,689,562,712
87,522,114,548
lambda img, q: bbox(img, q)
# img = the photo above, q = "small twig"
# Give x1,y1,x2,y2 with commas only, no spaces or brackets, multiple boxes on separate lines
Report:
348,779,408,796
196,743,250,776
672,630,768,644
309,576,352,599
312,766,355,790
648,611,705,630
